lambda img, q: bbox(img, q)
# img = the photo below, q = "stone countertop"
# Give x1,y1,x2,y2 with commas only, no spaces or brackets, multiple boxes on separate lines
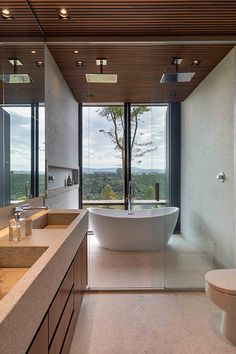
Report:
0,208,88,354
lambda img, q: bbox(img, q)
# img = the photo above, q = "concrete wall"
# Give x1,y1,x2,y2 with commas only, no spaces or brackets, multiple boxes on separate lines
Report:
181,47,235,268
45,47,79,208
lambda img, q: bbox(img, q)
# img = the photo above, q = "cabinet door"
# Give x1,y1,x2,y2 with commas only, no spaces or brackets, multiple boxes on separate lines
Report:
28,315,48,354
74,243,83,317
48,264,74,344
74,235,87,317
81,236,88,291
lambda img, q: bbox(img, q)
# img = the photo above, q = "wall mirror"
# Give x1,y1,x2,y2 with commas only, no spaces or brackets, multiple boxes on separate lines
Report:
0,43,45,207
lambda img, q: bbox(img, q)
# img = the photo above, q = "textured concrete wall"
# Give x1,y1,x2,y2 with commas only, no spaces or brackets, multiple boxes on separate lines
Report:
45,47,79,208
181,47,235,268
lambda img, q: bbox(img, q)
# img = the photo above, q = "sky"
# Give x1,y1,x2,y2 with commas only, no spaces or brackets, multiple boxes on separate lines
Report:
2,104,166,172
83,105,167,171
3,105,45,172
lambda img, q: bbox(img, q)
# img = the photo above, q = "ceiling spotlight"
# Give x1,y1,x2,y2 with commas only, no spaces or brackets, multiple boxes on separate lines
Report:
58,8,70,19
31,50,36,54
76,61,84,67
74,50,79,54
192,60,200,67
36,61,44,67
1,8,13,20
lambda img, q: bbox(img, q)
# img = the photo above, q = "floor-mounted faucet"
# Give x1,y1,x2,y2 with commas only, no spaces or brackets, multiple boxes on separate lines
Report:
127,181,135,210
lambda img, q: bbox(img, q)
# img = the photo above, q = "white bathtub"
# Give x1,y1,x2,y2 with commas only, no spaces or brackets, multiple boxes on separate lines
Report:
89,207,179,251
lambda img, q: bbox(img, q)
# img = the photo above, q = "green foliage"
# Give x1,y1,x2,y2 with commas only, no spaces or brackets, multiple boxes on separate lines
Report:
101,184,117,200
10,173,45,202
83,170,166,201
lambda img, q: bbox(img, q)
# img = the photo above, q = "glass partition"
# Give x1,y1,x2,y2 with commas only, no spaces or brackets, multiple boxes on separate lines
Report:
0,44,45,206
130,104,167,209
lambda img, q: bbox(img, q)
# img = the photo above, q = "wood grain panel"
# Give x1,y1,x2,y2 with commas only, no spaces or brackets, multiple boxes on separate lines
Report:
49,289,74,354
28,315,49,354
28,1,236,37
47,44,233,103
48,263,74,344
0,1,43,37
1,1,236,39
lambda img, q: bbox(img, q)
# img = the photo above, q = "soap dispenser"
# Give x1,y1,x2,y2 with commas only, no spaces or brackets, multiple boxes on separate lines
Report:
9,212,25,241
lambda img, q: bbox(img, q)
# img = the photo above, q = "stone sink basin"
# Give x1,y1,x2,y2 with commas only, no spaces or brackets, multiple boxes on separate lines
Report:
0,246,48,300
32,212,79,229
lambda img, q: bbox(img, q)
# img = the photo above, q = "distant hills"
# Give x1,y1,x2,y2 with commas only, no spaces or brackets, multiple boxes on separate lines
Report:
83,167,165,174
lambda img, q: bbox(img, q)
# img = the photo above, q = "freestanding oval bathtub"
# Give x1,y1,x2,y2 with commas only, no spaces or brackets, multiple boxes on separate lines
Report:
89,207,179,251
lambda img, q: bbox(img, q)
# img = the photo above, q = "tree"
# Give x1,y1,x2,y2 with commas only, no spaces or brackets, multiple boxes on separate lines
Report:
101,184,117,200
98,106,158,170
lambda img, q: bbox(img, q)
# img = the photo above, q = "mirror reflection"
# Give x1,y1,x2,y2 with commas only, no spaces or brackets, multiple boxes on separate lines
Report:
0,44,45,206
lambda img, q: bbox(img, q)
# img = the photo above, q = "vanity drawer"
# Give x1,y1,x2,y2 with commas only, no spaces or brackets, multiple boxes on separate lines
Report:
48,263,74,343
28,315,48,354
49,288,74,354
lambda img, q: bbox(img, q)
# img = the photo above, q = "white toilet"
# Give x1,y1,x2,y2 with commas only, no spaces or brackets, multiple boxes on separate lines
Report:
205,269,236,345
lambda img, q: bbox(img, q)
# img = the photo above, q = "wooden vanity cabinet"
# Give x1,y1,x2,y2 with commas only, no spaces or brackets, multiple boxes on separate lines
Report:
28,315,49,354
27,235,87,354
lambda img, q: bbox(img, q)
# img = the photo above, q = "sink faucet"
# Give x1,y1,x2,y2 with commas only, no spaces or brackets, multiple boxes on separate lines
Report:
13,203,48,214
127,181,135,210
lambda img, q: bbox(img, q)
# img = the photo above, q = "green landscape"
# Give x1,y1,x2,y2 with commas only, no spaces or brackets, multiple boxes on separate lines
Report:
10,172,45,202
83,169,166,201
10,170,166,205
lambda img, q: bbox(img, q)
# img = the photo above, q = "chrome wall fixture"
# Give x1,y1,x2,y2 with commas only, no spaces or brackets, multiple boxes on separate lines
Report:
216,172,225,183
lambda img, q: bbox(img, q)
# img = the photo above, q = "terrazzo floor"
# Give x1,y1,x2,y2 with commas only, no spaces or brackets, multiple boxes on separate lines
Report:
69,292,236,354
88,234,215,289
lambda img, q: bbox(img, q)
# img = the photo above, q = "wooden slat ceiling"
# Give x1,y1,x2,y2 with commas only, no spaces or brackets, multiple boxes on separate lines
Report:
0,2,234,103
0,45,45,104
48,44,233,103
28,0,236,38
0,1,236,39
0,1,43,37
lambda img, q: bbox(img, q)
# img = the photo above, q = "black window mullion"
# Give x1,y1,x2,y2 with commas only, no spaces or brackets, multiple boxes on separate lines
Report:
124,102,131,210
31,103,39,198
35,103,39,196
78,103,83,209
31,104,35,198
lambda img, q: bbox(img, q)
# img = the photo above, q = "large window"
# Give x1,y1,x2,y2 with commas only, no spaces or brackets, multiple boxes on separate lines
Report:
82,104,167,209
1,104,45,204
131,105,167,208
83,105,125,208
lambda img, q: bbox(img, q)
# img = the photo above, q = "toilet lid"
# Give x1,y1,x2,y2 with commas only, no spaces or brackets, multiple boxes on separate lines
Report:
205,269,236,295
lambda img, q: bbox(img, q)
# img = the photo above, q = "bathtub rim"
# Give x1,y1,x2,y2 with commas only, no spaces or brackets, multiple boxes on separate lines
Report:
88,206,179,219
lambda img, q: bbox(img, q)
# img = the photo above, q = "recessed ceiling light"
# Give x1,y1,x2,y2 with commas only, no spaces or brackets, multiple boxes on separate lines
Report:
76,61,84,67
1,8,13,20
31,50,36,54
36,61,44,67
74,50,79,54
58,8,70,19
192,60,200,66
